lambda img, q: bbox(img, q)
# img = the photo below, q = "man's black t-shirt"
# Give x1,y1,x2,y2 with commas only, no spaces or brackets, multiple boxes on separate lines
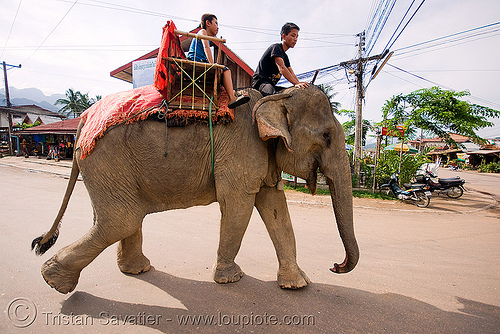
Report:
252,43,290,87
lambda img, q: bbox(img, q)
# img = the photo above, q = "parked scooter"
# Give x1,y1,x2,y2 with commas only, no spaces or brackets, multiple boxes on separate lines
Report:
405,171,466,198
380,173,431,208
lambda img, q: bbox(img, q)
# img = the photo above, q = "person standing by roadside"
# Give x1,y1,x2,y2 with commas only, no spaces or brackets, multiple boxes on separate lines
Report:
252,22,309,96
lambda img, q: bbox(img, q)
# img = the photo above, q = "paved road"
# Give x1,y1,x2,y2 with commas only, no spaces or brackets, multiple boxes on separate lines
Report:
1,156,499,333
439,167,500,198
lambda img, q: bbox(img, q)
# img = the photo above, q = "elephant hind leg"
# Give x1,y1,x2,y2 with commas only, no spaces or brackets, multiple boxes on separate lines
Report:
41,212,143,294
117,227,151,274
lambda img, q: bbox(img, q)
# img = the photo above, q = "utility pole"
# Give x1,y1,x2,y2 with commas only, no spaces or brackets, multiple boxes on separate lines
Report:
353,32,365,188
340,33,388,187
2,61,22,155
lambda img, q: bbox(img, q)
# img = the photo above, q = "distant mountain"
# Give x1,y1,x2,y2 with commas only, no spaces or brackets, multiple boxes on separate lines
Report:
0,87,64,112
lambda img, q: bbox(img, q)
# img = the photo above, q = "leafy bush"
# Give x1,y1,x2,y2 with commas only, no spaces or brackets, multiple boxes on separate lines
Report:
360,160,374,189
283,184,330,195
14,121,41,129
375,151,429,186
283,185,395,200
477,162,500,173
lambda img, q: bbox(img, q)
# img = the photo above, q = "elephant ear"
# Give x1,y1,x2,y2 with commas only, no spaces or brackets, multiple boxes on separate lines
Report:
253,92,293,152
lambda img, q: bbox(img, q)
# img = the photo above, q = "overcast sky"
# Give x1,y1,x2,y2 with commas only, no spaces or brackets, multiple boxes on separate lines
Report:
1,0,499,137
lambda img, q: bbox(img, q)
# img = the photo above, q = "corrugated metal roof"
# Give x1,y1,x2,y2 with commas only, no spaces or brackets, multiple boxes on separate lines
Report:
15,117,80,135
468,150,500,155
0,105,64,118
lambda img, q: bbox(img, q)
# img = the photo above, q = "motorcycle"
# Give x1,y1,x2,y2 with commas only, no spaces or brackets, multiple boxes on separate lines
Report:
405,171,466,199
380,173,431,208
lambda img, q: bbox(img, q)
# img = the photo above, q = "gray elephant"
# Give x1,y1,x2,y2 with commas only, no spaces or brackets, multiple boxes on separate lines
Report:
32,85,359,294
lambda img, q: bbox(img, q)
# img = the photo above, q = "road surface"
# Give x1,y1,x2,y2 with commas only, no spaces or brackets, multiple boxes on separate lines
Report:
0,157,499,333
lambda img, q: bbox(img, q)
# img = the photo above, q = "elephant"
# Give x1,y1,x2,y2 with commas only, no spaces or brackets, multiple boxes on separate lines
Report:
32,85,359,294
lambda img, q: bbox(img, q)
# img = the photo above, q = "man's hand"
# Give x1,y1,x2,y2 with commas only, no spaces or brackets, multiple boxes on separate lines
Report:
294,82,309,89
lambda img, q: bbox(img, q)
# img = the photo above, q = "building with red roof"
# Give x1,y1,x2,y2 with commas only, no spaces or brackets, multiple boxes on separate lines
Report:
110,25,254,89
13,118,80,158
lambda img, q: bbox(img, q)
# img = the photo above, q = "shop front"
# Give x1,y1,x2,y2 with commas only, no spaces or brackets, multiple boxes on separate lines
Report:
13,118,79,159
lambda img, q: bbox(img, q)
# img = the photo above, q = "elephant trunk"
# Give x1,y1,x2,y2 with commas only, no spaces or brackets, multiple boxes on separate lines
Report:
325,167,359,274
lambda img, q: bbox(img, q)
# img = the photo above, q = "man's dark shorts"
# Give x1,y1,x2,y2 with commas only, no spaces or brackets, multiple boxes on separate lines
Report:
254,81,286,97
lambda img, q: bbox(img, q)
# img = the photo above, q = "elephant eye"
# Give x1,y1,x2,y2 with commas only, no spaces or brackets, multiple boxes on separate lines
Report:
323,131,331,147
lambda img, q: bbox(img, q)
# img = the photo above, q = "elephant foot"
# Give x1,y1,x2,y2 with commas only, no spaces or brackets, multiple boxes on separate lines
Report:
118,254,151,275
41,256,80,294
278,265,311,289
213,262,244,284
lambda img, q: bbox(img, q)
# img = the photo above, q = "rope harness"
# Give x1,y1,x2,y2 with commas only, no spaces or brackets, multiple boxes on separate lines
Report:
105,98,215,173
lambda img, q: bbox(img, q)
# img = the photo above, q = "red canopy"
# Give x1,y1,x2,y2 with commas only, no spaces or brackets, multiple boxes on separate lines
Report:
154,21,185,98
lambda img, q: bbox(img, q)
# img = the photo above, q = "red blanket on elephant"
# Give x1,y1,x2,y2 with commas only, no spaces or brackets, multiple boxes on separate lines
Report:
78,84,233,159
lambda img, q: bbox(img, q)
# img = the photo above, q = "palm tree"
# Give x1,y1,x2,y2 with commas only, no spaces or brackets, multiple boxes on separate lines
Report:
340,109,373,146
78,92,94,110
55,89,99,118
317,84,341,114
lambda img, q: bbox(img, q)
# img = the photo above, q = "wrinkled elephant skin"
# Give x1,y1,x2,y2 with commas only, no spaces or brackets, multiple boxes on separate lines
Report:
34,86,358,293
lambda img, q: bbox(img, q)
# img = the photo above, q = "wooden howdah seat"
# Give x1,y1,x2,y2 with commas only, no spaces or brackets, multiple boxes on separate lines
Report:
155,21,227,112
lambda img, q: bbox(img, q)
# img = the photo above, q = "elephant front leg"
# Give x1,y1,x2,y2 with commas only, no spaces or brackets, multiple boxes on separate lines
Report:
117,227,151,274
255,186,310,289
213,195,255,284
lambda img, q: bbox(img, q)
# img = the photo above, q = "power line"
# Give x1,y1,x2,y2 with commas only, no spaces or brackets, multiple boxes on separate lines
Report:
365,0,397,56
385,63,500,110
54,0,353,41
0,0,22,59
22,0,80,64
380,0,416,53
392,30,500,60
393,21,500,56
383,0,426,52
55,0,197,22
365,0,380,33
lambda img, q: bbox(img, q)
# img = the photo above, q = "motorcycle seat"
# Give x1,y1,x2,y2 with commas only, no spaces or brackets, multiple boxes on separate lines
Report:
439,178,464,185
404,183,426,189
439,177,461,182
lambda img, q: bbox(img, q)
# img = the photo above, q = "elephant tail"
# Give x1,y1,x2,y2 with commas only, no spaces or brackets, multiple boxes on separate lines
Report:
31,151,81,255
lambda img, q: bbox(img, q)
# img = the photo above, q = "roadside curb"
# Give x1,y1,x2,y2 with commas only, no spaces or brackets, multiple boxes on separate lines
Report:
2,156,497,214
0,156,79,180
284,187,498,215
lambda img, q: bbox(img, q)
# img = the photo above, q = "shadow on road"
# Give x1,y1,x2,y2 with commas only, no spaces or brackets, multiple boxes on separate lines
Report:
60,267,500,333
424,190,497,214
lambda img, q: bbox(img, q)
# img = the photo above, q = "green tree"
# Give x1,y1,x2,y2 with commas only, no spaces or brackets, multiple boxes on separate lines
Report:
317,84,341,114
339,109,373,146
55,89,100,118
381,87,500,147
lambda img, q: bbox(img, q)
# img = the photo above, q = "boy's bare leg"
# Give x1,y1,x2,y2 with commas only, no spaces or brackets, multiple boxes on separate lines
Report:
222,70,237,102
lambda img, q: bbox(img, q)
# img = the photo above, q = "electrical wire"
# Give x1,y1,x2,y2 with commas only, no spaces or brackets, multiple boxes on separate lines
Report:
55,0,198,22
365,0,380,33
392,30,500,61
385,63,500,110
365,0,385,42
0,0,22,59
384,0,426,52
393,21,500,56
365,0,397,56
380,0,416,53
22,0,80,65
